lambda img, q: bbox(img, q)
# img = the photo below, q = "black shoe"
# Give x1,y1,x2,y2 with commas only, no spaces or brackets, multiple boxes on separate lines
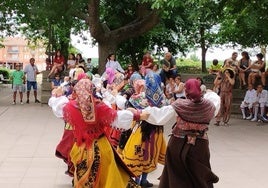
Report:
35,99,40,103
140,180,153,187
26,99,29,104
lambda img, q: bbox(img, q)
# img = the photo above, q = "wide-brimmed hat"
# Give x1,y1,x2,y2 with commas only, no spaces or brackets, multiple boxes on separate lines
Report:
222,67,235,78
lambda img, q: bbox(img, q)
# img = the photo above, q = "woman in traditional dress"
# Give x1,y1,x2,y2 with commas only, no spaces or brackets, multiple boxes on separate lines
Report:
49,78,149,188
141,78,220,188
122,72,168,187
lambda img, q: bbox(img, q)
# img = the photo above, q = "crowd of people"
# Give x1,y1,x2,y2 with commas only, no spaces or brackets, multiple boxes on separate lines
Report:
208,51,268,124
209,51,266,89
12,48,268,187
47,51,221,188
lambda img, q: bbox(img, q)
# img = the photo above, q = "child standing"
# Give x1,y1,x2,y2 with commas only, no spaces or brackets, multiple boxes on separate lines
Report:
11,64,25,104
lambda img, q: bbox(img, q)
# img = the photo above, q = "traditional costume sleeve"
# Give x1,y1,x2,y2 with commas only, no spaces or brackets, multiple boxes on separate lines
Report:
143,105,177,126
48,96,69,118
203,91,221,116
112,110,134,130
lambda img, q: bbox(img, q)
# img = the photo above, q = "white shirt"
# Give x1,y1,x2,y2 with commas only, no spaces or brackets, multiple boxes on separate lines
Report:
243,89,257,103
257,89,268,103
174,82,185,98
24,64,38,82
48,96,133,130
105,60,124,73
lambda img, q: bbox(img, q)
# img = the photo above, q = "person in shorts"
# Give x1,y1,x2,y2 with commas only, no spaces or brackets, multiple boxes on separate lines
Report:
11,64,25,104
24,58,41,103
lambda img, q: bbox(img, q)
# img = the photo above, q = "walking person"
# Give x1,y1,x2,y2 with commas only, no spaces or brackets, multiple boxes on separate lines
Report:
24,58,40,103
11,64,25,105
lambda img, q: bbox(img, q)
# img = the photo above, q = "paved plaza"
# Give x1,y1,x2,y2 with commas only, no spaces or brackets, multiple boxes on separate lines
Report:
0,84,268,188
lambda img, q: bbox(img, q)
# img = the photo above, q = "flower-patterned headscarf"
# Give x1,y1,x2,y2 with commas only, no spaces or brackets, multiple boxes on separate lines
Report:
129,79,148,109
74,78,96,123
145,72,164,107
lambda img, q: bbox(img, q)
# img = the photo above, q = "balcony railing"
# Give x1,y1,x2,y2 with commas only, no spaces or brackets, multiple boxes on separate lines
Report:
7,49,19,54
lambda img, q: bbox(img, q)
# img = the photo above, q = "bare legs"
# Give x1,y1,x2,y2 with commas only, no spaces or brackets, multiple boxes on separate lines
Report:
26,90,39,103
13,91,23,104
239,71,247,88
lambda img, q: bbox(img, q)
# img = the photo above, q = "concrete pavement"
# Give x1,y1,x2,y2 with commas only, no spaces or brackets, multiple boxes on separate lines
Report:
0,83,268,188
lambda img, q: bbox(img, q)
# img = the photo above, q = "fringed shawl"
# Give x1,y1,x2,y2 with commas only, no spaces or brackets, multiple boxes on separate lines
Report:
145,72,164,107
172,98,215,124
63,100,117,147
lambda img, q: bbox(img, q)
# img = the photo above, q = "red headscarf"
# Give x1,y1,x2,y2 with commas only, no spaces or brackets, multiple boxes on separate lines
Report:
63,79,117,147
185,79,202,102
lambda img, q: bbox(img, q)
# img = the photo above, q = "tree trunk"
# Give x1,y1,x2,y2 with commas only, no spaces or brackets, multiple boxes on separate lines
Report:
98,41,118,74
200,26,207,73
86,1,160,74
201,46,207,73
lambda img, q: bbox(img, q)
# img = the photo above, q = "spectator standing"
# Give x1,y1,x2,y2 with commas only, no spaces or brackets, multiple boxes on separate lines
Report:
11,64,25,104
24,58,40,103
159,52,177,84
213,71,222,95
214,68,235,126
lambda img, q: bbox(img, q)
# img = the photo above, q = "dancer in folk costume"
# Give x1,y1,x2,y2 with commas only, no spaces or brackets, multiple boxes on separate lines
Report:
49,73,85,177
103,67,127,148
140,79,220,188
122,72,168,187
49,78,149,188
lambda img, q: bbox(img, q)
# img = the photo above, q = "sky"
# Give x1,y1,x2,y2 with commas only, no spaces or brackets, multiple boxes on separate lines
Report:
71,32,98,59
71,33,262,62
